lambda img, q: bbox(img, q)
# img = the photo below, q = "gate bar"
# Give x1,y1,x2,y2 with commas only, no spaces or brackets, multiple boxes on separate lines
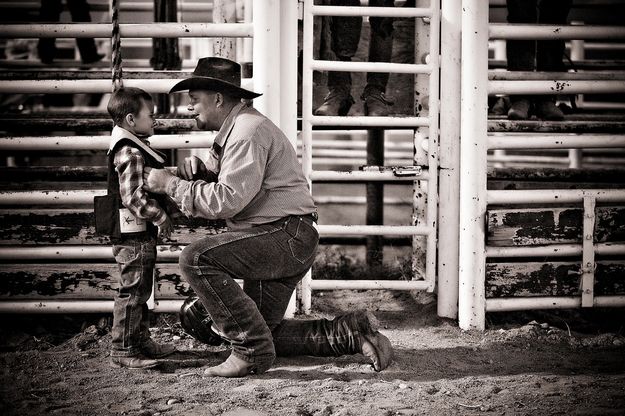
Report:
0,23,253,38
490,24,625,40
486,296,625,312
458,0,489,331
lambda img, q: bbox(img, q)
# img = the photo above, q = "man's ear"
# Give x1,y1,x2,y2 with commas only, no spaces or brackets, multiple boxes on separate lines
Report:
125,113,135,126
215,92,224,108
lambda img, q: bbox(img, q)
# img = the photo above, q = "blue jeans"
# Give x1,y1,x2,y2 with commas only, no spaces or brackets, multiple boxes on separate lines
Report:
180,215,366,373
111,239,156,357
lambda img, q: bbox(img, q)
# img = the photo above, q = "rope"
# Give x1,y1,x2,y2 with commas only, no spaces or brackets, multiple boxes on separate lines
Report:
111,0,123,91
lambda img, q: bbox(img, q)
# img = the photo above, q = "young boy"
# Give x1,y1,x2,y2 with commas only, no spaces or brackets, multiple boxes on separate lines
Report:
105,87,179,369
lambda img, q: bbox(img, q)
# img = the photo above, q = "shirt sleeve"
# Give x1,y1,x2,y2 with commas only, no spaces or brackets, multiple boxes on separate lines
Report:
114,146,168,226
166,138,267,219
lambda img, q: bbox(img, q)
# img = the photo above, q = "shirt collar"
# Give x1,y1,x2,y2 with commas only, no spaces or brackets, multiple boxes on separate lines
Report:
108,126,165,163
213,102,247,148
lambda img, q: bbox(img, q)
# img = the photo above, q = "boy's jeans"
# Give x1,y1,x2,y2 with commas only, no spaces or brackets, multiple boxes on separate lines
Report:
180,215,366,373
111,239,156,357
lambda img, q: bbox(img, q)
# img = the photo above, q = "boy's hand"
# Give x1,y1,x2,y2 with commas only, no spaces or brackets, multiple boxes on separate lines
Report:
158,216,174,239
143,167,175,194
177,156,208,180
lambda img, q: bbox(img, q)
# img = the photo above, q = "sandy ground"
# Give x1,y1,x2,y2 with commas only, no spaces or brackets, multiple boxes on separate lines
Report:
1,290,624,416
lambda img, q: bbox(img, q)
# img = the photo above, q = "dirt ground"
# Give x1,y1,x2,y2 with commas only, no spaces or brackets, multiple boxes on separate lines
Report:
1,290,624,416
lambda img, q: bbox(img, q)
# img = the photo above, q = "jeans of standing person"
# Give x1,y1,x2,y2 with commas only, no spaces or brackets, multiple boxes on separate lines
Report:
111,238,156,357
322,0,395,92
37,0,102,64
506,0,572,73
180,214,370,373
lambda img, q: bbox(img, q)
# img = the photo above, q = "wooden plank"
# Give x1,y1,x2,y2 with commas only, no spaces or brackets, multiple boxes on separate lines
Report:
0,209,226,245
0,264,191,300
487,206,625,246
485,261,625,298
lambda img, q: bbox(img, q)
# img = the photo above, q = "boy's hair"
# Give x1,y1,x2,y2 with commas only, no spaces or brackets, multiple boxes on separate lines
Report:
107,87,153,126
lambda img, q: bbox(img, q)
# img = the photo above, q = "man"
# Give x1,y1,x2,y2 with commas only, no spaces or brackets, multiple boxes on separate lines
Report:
143,57,393,377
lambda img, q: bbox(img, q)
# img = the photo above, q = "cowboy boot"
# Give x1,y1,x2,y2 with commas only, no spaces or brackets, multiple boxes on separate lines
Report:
314,86,355,116
362,86,394,117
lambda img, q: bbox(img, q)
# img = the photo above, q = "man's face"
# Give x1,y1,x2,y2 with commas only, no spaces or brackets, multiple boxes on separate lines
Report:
133,98,156,137
188,90,218,131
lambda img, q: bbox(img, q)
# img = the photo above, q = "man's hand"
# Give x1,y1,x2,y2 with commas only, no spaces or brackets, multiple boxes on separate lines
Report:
143,167,175,194
177,156,208,180
158,216,174,239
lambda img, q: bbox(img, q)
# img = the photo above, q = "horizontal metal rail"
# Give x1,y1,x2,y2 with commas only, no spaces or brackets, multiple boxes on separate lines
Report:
317,225,431,236
0,134,214,151
311,115,429,128
487,134,625,150
489,24,625,40
311,60,432,74
486,296,625,312
489,70,625,81
486,243,625,258
0,300,184,314
310,170,428,182
0,246,181,261
0,1,214,12
488,189,625,205
489,80,625,95
0,190,103,205
0,23,253,38
309,279,429,291
311,5,431,18
0,78,252,94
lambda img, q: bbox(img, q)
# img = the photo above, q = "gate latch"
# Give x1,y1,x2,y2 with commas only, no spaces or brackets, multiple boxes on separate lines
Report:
359,165,423,177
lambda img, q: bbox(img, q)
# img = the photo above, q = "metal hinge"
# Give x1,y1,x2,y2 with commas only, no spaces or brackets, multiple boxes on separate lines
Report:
359,165,424,177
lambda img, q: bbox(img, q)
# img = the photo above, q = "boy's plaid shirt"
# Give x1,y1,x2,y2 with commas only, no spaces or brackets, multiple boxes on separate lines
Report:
113,146,168,226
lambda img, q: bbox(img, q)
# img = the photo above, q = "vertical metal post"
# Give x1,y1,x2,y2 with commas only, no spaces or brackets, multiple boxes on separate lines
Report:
213,0,237,60
437,0,461,318
569,21,585,169
281,0,299,147
459,0,488,330
281,0,300,318
301,0,315,314
581,196,596,307
425,0,440,292
252,0,281,125
412,0,431,283
366,129,385,268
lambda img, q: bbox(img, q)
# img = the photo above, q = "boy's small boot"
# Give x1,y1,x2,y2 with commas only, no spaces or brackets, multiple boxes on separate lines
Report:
535,99,564,121
141,338,176,358
507,98,530,120
314,86,355,116
111,353,158,370
362,86,394,117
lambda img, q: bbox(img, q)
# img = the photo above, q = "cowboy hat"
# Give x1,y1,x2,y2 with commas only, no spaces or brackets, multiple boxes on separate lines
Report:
169,57,262,99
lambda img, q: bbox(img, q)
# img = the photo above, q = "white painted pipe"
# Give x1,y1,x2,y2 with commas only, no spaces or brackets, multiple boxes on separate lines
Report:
0,79,181,94
317,225,430,236
487,134,625,150
311,5,431,18
305,157,413,166
489,80,625,95
489,24,625,40
486,243,625,258
0,190,104,205
438,0,462,319
0,300,185,313
311,60,432,74
486,296,625,312
252,0,281,126
459,0,489,331
310,280,430,291
310,170,429,182
314,196,410,205
488,189,625,205
0,246,183,260
300,0,316,315
0,23,253,38
0,1,214,12
0,134,214,151
311,115,429,128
